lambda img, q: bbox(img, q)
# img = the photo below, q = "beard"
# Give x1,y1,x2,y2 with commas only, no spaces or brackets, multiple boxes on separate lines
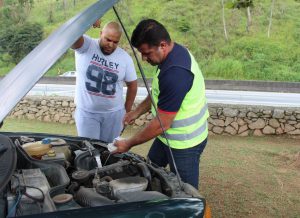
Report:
147,59,159,66
101,47,114,55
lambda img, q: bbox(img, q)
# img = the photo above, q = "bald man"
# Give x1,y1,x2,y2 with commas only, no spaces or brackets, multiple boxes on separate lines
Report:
72,21,137,143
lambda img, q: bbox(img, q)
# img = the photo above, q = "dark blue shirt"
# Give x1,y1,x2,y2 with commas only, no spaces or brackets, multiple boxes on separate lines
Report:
157,43,194,113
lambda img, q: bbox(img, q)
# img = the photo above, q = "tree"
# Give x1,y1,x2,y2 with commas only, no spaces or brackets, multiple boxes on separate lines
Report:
222,0,229,41
227,0,254,33
63,0,67,17
267,0,275,38
0,0,34,24
0,22,43,63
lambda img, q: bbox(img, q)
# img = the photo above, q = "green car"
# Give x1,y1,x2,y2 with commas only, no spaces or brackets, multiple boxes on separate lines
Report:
0,132,210,217
0,0,211,217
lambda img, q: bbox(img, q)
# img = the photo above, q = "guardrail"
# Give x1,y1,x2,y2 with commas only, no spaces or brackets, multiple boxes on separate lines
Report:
31,77,300,93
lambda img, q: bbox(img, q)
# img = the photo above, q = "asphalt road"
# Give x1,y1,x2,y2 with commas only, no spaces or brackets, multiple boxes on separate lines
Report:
28,84,300,108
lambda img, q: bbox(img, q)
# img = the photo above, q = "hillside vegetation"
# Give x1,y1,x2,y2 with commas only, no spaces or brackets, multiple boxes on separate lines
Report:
0,0,299,82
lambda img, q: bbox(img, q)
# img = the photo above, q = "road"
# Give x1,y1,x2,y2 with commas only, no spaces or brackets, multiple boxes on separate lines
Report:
28,84,300,108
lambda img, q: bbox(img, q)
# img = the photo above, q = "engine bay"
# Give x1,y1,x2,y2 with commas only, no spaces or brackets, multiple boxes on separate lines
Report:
0,133,202,217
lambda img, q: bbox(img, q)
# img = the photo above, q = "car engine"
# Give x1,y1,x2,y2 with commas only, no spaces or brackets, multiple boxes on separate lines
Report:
0,134,202,217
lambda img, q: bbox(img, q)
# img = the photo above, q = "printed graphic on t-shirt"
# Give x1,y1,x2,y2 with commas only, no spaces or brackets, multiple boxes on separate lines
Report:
85,53,119,98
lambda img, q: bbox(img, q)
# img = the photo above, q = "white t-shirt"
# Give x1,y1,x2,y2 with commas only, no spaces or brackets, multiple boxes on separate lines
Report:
74,35,137,113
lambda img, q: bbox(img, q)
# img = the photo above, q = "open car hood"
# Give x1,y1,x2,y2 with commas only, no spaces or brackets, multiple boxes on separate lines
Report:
0,0,119,124
0,0,119,200
0,135,17,193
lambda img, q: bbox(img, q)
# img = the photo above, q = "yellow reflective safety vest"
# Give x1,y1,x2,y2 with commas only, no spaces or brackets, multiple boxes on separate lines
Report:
151,50,209,149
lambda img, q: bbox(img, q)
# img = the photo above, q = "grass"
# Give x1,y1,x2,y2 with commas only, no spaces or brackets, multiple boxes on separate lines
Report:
1,0,300,81
200,136,300,217
2,118,300,217
1,118,77,136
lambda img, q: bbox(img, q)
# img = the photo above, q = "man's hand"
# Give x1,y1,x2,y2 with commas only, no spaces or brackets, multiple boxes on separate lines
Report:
123,111,139,125
112,139,132,154
72,19,101,49
93,19,101,28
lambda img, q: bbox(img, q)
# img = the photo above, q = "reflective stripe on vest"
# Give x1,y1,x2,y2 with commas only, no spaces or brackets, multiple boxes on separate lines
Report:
161,121,207,141
171,103,208,128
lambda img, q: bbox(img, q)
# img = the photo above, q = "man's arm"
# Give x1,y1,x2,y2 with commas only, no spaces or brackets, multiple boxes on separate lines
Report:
71,36,84,49
123,94,151,125
135,94,152,116
71,19,101,49
124,80,137,113
114,110,176,153
115,67,194,153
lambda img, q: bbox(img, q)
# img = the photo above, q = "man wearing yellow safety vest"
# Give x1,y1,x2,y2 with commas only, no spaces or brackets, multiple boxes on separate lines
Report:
114,19,209,189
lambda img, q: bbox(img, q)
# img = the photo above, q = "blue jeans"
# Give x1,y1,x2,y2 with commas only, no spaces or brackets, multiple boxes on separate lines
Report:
148,137,207,189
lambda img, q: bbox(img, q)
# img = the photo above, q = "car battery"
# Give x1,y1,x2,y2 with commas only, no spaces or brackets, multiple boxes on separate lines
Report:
7,169,52,216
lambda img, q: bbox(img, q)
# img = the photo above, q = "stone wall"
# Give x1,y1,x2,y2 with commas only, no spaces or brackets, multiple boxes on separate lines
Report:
9,96,300,136
10,96,76,124
208,104,300,136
